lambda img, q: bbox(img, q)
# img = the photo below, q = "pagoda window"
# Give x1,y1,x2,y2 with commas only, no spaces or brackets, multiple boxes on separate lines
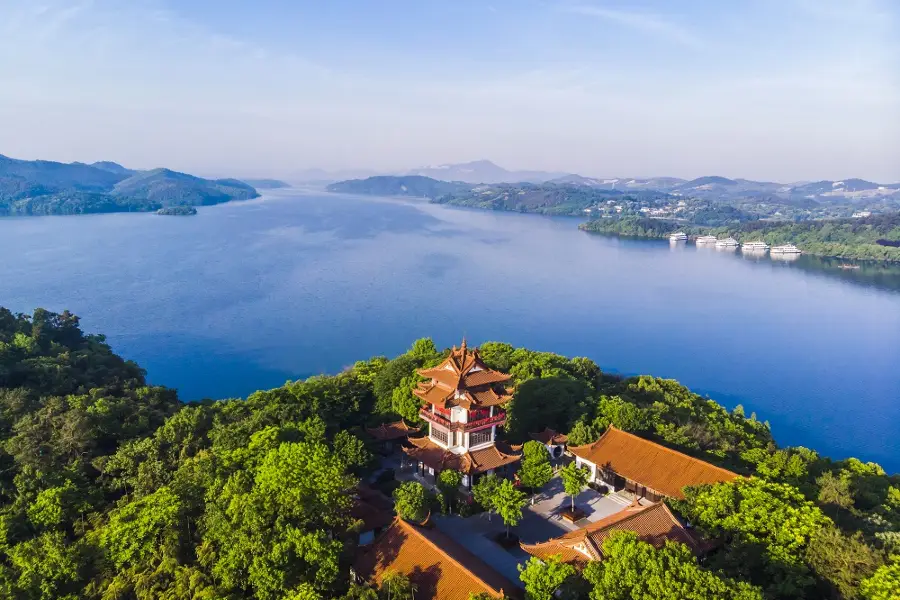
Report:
431,426,449,446
470,429,492,447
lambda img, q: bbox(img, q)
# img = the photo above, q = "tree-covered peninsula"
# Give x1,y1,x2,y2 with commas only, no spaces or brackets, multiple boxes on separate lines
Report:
0,154,259,217
0,306,897,599
580,214,900,262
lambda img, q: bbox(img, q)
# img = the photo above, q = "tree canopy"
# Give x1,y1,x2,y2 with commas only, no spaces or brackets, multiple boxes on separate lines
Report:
0,308,897,600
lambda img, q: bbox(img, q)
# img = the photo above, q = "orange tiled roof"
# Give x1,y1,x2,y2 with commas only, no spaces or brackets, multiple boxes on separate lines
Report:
404,437,521,475
355,517,519,600
366,420,420,441
415,339,512,410
530,428,568,445
520,501,700,564
568,427,738,499
413,382,454,406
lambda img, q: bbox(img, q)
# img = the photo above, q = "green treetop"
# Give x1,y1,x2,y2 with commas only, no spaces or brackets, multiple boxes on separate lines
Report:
518,441,553,504
492,478,528,539
560,462,590,512
518,554,576,600
437,469,463,514
583,531,764,600
472,473,501,520
392,481,428,522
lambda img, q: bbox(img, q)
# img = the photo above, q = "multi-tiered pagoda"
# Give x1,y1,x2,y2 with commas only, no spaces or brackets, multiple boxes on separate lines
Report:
404,339,521,487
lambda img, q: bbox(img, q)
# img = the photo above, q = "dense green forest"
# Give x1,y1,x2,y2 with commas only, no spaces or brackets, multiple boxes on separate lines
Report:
325,176,666,216
0,307,897,599
0,155,259,216
580,214,900,262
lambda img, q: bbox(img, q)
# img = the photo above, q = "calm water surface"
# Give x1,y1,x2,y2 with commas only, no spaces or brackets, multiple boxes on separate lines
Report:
2,189,899,471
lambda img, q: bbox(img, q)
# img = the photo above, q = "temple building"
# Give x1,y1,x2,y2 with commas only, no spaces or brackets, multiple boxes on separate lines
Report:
365,419,419,454
569,426,738,501
520,500,701,565
353,517,519,599
529,427,568,459
404,340,521,487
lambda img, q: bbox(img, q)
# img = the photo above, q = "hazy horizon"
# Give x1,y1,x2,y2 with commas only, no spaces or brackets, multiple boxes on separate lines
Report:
1,0,898,183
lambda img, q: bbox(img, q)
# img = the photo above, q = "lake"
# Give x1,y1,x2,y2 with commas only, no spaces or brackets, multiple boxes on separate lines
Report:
2,189,899,471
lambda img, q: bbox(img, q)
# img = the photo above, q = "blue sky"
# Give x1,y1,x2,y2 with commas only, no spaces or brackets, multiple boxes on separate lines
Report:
0,0,898,181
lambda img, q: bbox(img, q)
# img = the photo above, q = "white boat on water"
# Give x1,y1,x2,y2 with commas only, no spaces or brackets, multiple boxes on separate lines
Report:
771,244,801,254
715,237,739,248
669,232,688,242
696,235,718,245
742,240,770,252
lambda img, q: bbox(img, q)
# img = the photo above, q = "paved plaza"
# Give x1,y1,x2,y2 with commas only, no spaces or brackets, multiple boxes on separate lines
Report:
429,474,645,587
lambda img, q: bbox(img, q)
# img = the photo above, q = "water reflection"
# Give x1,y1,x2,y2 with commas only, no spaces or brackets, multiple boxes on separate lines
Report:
784,256,900,293
770,253,801,263
740,249,769,261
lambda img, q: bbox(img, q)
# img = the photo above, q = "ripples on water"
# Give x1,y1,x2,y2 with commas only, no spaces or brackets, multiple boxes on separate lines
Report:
1,189,899,471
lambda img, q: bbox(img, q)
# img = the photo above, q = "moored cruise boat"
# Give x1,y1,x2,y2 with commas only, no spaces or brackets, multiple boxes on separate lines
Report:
771,243,801,254
695,235,718,245
741,240,770,252
669,232,688,242
715,237,739,248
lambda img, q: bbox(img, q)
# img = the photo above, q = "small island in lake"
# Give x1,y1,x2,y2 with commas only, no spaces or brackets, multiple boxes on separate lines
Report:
156,206,198,216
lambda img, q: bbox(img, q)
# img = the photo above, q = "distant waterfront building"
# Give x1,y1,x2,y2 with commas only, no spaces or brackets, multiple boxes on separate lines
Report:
569,426,737,501
852,211,872,218
404,340,521,487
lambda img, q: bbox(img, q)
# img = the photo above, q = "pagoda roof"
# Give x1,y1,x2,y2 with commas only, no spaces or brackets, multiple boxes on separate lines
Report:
365,420,420,441
530,428,569,445
354,517,519,600
520,501,701,564
414,339,512,410
403,436,522,475
413,381,511,410
568,426,738,499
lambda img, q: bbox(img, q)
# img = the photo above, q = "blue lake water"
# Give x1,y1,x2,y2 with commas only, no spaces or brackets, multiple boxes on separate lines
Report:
2,189,899,471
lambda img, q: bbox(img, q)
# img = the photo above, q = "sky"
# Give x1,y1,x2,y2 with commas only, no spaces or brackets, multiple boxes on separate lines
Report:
0,0,898,182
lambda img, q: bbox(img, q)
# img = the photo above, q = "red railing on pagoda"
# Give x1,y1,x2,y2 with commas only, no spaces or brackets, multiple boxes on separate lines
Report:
466,411,506,431
420,408,452,429
418,408,506,431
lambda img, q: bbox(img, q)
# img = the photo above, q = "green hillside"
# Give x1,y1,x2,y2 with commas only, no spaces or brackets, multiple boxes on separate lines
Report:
0,155,259,216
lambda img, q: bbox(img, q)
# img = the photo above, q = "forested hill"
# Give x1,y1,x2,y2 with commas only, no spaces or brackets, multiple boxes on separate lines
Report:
326,175,471,198
581,213,900,262
327,175,667,216
0,306,897,599
434,182,667,216
0,154,259,216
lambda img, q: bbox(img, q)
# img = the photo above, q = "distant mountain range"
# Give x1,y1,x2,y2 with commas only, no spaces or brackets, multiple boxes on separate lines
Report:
0,154,260,217
326,159,900,203
403,159,566,184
